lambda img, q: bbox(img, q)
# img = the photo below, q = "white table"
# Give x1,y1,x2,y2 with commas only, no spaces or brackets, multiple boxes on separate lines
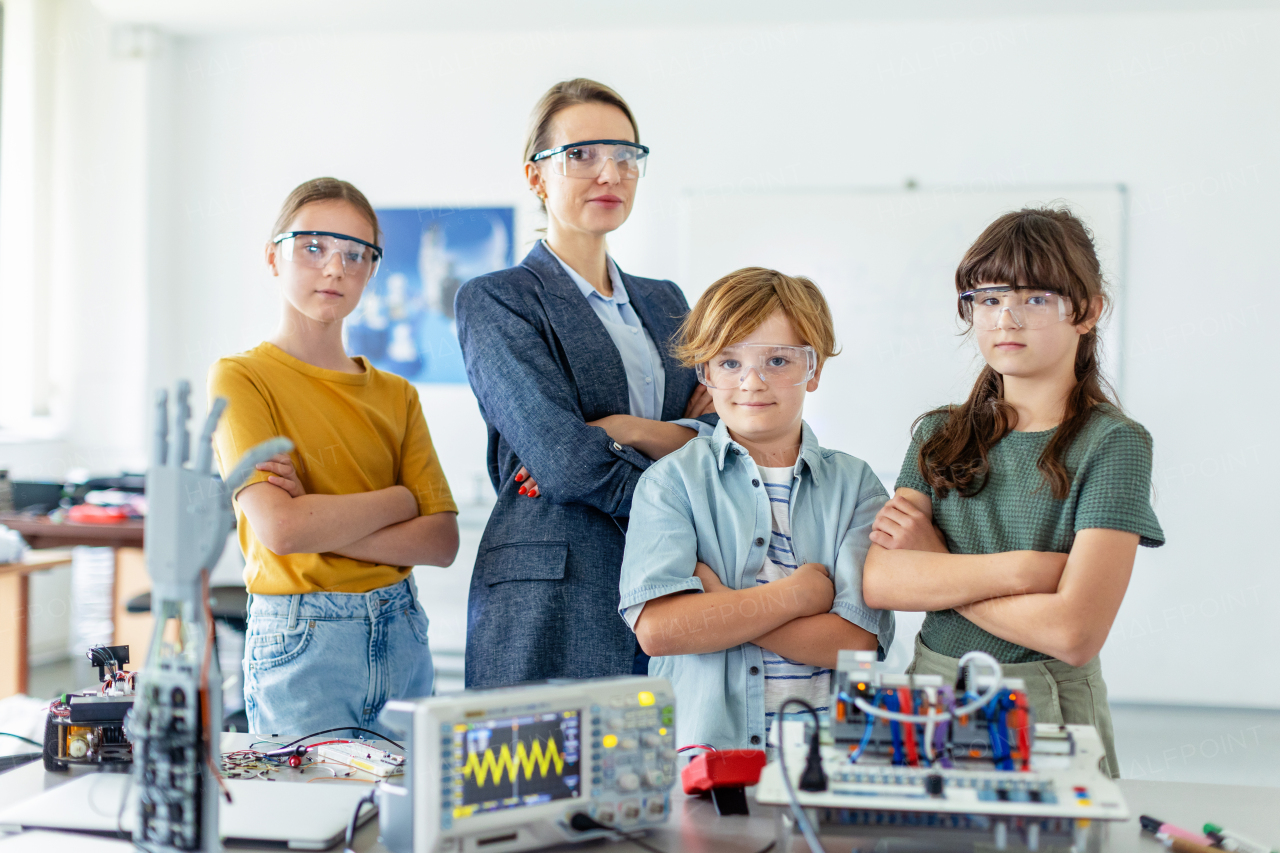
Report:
0,734,1274,851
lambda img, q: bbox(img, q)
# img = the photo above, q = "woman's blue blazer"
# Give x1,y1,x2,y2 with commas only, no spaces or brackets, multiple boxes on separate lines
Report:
454,242,711,688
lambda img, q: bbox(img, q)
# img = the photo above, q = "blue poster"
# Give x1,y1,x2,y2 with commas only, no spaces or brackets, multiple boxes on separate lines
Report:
347,207,514,384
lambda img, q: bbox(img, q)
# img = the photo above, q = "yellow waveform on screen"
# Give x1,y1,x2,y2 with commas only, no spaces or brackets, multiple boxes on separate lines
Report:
462,737,565,787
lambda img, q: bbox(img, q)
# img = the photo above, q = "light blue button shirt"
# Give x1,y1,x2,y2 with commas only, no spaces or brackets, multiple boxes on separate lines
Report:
618,419,895,750
544,242,710,435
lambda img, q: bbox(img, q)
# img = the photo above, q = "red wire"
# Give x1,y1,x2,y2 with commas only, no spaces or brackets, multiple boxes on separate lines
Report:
1014,693,1032,771
898,688,919,766
301,740,352,751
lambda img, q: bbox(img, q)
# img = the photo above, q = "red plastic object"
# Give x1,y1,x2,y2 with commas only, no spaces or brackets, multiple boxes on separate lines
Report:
681,749,767,795
67,504,130,524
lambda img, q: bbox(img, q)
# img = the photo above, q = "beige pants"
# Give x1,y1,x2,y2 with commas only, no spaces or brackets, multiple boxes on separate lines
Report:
906,634,1119,778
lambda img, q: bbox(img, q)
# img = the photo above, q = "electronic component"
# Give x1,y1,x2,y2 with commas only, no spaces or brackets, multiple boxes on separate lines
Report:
42,645,136,771
124,382,291,853
680,748,766,816
316,742,405,777
830,651,1034,770
375,676,676,853
755,650,1129,852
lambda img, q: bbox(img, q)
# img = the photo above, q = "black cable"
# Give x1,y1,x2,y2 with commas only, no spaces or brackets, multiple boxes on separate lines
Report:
0,731,42,748
777,699,826,853
343,789,378,853
280,726,403,750
570,812,775,853
568,814,669,853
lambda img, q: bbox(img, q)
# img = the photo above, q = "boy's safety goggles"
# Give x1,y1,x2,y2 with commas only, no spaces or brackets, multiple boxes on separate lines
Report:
273,231,383,279
959,285,1071,331
530,139,649,180
696,344,817,390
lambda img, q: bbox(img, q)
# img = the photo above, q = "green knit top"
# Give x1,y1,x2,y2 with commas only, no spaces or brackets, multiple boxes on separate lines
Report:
895,404,1165,663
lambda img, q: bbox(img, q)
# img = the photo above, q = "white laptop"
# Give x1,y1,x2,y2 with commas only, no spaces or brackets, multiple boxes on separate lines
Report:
0,773,378,850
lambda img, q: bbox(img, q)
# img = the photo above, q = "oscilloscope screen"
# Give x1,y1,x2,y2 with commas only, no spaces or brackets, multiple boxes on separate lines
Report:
451,709,582,819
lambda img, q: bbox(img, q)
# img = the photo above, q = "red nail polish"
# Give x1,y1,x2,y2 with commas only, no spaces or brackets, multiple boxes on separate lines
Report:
515,473,524,482
519,486,527,495
530,489,539,498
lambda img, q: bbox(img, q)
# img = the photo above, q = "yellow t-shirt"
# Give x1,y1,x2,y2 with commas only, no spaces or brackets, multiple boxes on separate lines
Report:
208,342,457,595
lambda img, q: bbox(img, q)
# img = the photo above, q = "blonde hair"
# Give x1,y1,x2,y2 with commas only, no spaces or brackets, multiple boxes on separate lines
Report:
522,78,640,164
270,177,380,243
674,267,839,368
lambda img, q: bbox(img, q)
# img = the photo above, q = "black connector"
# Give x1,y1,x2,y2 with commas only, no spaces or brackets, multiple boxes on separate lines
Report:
798,731,827,792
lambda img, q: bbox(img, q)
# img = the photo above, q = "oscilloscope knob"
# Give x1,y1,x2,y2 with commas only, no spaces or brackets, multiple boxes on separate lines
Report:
616,772,640,792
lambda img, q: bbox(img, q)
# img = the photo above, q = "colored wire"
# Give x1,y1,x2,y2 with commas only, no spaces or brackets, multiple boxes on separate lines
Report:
0,732,41,748
280,727,403,750
848,699,876,762
676,743,717,754
885,691,904,765
922,686,938,764
1014,693,1032,771
852,650,1004,724
898,688,919,766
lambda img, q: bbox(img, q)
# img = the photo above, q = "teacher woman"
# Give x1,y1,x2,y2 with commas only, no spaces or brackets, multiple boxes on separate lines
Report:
455,78,715,688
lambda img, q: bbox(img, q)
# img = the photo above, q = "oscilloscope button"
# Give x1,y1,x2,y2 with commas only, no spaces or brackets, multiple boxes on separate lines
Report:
620,738,638,750
617,772,640,792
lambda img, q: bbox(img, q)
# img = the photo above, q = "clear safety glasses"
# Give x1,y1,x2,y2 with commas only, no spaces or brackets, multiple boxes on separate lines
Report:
273,231,383,280
530,139,650,180
959,286,1071,331
696,344,817,390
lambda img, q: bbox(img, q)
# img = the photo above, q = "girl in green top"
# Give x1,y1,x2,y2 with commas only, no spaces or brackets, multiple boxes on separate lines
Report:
863,207,1164,778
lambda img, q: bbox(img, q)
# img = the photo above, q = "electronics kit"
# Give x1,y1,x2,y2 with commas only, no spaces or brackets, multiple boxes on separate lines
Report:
756,649,1130,853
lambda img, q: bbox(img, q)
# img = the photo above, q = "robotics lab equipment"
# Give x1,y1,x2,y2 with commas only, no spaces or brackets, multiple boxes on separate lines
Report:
755,650,1129,852
124,381,291,852
43,645,136,771
375,676,677,853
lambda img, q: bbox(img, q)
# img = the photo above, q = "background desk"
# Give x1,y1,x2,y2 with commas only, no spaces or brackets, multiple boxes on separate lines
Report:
0,514,149,699
0,733,1273,852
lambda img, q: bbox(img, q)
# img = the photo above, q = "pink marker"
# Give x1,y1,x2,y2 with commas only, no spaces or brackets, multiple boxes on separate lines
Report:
1140,816,1214,846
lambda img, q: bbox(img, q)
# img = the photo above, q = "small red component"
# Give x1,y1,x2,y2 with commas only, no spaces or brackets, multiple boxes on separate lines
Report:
67,504,130,524
287,754,302,768
681,749,767,795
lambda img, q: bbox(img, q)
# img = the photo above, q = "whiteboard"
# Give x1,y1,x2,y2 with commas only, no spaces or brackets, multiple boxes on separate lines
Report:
679,187,1127,672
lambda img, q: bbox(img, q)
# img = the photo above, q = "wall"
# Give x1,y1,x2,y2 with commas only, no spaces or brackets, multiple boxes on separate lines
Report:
6,7,1278,705
0,0,158,477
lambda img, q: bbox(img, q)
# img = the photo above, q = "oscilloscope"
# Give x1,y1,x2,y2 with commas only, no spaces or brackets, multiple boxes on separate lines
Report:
375,676,677,853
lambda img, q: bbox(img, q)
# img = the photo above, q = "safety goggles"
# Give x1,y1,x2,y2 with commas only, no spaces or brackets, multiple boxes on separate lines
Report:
959,286,1071,331
696,344,817,390
272,231,383,279
530,139,649,180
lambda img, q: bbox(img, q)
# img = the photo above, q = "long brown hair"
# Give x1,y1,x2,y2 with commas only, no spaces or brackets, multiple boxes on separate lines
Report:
917,206,1117,500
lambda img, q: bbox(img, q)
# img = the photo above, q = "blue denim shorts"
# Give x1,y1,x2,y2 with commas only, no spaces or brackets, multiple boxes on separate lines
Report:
243,576,433,739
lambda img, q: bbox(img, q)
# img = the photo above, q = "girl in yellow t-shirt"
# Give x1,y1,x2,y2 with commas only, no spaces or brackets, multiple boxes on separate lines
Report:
209,177,458,737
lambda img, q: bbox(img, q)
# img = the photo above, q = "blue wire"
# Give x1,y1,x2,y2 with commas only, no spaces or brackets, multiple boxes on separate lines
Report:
848,695,877,762
885,691,904,765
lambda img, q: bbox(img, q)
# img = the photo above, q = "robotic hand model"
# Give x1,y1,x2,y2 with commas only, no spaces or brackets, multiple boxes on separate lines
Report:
124,381,291,853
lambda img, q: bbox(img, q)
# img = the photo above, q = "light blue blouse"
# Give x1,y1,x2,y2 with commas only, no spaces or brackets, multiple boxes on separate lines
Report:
544,242,710,435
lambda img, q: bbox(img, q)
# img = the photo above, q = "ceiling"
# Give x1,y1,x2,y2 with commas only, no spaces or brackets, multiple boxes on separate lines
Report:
89,0,1280,36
